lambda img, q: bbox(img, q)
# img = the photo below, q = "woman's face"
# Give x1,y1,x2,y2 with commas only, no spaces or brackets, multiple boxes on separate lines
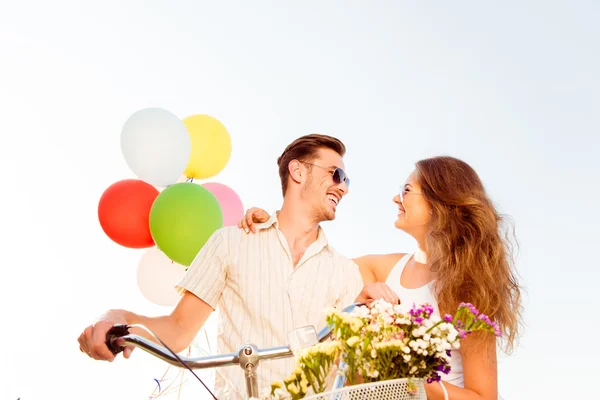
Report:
393,171,432,235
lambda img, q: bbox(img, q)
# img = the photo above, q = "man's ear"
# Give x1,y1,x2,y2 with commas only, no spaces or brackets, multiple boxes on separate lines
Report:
288,160,304,184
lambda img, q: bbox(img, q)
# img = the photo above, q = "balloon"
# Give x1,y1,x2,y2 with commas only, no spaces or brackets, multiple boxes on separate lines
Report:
137,247,187,306
149,182,223,266
202,182,244,226
121,108,191,187
98,179,159,248
183,115,232,180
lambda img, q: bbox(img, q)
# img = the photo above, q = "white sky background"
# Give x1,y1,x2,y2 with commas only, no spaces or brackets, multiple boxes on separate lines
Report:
1,1,598,399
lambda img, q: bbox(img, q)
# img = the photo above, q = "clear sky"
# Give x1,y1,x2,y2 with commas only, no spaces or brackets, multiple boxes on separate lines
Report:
1,1,597,399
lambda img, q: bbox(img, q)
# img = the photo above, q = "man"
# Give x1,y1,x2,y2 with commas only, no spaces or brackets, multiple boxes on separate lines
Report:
78,134,397,399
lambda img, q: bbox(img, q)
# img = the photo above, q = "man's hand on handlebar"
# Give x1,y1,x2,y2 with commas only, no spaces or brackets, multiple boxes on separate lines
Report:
78,292,215,362
78,309,133,362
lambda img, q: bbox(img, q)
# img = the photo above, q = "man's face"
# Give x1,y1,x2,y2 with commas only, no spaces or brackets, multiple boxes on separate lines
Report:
300,148,350,222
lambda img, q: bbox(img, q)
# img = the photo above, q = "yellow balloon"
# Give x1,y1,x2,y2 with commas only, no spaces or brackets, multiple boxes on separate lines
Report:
182,115,232,179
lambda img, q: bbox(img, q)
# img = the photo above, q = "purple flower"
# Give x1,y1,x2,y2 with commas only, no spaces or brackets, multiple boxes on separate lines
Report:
427,372,441,383
493,324,502,337
409,304,421,317
443,314,453,322
472,312,503,336
414,317,424,324
423,304,434,315
459,302,479,316
446,350,452,357
436,364,451,374
459,329,467,339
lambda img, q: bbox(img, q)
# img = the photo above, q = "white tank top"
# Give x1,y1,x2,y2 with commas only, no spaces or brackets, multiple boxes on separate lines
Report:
385,253,464,388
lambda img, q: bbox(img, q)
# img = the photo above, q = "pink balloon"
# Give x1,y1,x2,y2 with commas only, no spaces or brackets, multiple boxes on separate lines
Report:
201,182,244,226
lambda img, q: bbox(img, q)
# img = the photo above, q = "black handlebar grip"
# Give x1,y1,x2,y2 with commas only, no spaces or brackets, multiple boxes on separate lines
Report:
105,324,130,355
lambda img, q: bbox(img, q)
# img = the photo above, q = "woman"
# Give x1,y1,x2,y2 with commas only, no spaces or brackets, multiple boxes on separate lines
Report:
239,156,522,400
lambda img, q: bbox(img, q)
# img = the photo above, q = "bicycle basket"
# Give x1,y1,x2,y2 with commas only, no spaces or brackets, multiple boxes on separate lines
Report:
303,378,427,400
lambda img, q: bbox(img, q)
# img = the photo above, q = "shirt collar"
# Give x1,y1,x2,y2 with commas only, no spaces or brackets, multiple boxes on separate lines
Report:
256,211,330,249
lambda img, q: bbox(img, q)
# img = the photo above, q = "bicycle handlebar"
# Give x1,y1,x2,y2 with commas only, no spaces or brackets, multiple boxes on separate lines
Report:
107,331,294,369
104,302,361,398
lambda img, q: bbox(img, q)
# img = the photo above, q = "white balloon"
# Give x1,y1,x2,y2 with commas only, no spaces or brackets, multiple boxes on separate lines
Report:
121,108,191,188
137,247,187,306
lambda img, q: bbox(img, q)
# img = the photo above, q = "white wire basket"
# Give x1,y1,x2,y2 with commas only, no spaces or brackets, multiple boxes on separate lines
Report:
303,378,427,400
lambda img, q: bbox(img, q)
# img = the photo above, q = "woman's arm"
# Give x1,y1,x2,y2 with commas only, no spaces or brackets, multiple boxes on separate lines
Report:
353,253,406,283
352,254,407,305
353,255,378,284
425,333,498,400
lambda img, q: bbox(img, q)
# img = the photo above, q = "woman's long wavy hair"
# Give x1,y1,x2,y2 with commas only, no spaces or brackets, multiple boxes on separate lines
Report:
416,156,523,355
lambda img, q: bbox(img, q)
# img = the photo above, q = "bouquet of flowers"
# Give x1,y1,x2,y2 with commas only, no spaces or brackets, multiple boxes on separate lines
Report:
261,301,500,400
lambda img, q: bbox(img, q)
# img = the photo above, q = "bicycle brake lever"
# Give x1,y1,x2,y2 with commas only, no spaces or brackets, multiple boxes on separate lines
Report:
105,324,131,355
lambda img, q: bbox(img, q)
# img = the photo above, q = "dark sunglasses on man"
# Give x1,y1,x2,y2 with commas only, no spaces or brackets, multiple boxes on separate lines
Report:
301,162,350,188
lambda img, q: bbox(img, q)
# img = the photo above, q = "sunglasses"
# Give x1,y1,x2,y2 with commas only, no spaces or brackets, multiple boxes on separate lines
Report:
302,162,350,188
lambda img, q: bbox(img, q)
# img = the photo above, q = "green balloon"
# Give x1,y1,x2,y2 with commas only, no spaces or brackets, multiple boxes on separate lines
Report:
149,182,223,266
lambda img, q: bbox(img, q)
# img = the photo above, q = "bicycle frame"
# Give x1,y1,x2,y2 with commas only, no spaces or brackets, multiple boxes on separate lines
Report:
106,303,360,399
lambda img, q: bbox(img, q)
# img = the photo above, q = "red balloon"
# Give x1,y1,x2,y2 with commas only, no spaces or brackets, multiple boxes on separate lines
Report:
98,179,159,248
